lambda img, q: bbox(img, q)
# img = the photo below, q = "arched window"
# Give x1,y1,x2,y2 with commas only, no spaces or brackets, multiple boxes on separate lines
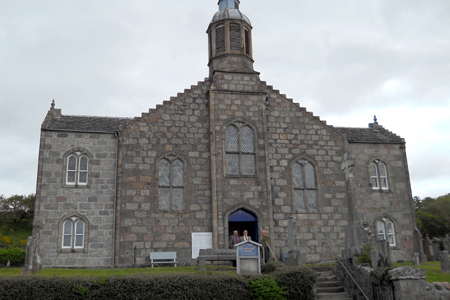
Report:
370,160,388,190
225,122,255,176
158,156,184,210
377,218,396,247
62,218,85,249
66,153,89,185
293,159,317,212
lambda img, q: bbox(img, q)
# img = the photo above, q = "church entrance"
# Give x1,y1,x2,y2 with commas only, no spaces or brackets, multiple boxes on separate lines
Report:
228,209,258,242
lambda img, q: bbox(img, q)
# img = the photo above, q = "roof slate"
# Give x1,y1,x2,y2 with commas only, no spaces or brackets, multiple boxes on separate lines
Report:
334,126,404,143
44,115,130,133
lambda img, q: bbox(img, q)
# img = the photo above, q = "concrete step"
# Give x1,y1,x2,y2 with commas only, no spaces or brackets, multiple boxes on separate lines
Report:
316,292,351,299
316,281,341,288
316,286,345,294
317,275,337,282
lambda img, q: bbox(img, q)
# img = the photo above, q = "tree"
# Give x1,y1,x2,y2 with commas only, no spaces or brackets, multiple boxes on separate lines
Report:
0,194,35,226
415,193,450,238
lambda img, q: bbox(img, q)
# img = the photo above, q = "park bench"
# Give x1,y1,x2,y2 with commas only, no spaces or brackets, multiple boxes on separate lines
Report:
197,249,236,271
150,252,177,267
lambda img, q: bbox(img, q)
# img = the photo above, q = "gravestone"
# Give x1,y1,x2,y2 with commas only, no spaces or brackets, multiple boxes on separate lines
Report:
422,234,433,261
432,238,441,261
236,240,262,275
285,217,302,266
377,240,391,266
443,235,450,252
6,261,10,268
439,251,450,273
412,252,421,266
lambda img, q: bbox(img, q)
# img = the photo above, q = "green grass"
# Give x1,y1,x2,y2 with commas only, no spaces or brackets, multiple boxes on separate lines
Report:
0,265,236,277
0,217,32,250
395,261,450,283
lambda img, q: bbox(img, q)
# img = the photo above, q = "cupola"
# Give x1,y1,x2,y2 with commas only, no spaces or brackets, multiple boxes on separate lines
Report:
207,0,255,76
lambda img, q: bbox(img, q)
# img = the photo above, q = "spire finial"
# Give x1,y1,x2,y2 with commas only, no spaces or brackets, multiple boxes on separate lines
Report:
51,99,55,109
374,115,377,123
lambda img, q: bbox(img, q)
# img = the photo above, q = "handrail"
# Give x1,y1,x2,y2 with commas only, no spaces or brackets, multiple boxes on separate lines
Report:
336,257,370,300
262,242,278,262
320,242,370,300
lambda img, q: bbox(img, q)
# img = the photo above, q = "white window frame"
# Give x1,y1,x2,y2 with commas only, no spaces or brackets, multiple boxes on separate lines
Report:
377,218,396,247
66,153,89,186
370,160,389,190
62,218,85,249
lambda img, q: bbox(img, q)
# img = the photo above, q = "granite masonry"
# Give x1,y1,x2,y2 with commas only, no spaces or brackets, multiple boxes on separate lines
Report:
30,0,419,269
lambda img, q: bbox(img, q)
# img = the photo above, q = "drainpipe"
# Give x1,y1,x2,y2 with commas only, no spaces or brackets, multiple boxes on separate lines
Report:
112,131,119,267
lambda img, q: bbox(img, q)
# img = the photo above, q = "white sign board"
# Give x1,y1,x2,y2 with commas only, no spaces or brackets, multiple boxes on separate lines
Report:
191,232,213,259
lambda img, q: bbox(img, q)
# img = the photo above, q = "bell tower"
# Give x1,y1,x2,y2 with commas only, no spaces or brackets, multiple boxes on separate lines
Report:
207,0,255,76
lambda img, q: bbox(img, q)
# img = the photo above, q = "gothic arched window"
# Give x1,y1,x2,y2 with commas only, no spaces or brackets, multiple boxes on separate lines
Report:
293,159,317,212
377,218,396,247
66,153,88,186
225,123,255,176
62,218,85,249
158,156,184,210
370,160,389,190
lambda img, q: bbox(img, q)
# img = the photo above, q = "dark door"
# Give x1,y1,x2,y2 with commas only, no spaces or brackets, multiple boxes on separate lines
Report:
228,209,258,242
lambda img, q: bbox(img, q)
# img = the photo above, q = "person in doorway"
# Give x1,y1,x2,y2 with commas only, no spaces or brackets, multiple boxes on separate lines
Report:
260,230,270,263
240,230,252,242
229,230,240,249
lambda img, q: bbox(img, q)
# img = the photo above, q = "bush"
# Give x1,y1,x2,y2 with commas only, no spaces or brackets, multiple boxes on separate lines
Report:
261,261,286,274
0,247,26,266
0,273,251,300
249,277,287,300
357,243,374,264
272,266,317,300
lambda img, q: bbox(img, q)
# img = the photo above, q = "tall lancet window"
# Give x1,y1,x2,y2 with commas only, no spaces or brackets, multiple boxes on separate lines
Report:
370,160,389,190
293,159,317,212
216,24,225,54
158,156,184,210
225,122,255,176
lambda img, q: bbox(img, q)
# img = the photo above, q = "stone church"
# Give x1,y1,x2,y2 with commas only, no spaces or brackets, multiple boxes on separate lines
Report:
31,0,419,268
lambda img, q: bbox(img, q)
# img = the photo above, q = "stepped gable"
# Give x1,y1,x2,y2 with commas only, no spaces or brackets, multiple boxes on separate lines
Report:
139,78,211,120
44,114,130,133
334,123,404,144
261,80,329,127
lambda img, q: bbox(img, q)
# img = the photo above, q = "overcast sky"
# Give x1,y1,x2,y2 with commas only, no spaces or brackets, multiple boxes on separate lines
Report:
1,0,449,199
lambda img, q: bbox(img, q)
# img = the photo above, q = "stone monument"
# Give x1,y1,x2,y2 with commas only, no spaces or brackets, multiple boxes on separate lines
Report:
439,250,450,273
285,216,302,266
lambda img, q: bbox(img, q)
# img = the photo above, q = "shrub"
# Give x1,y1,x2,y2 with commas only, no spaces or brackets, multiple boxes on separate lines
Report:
357,243,374,264
249,277,287,300
261,261,286,274
0,247,26,266
272,266,317,300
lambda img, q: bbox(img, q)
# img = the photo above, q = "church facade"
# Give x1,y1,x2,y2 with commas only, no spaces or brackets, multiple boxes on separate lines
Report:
32,0,419,268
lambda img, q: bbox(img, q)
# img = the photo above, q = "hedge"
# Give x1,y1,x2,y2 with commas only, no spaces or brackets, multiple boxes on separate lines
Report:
0,247,26,266
0,266,317,300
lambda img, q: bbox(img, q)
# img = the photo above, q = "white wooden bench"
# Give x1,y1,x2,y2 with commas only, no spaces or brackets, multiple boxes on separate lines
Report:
150,252,177,267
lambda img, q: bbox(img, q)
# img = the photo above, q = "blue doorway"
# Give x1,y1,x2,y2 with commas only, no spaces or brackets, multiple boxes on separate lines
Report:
228,209,258,242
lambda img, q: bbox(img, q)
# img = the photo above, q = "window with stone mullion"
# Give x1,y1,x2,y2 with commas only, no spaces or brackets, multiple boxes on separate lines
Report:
225,124,255,176
158,158,184,211
370,161,389,190
293,160,317,212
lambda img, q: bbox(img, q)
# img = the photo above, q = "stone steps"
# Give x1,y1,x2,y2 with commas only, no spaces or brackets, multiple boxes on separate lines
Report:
310,266,351,300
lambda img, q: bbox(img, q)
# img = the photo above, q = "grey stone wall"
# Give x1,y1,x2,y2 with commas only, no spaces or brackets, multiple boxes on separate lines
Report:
265,84,348,262
117,79,212,266
350,142,416,261
34,130,117,268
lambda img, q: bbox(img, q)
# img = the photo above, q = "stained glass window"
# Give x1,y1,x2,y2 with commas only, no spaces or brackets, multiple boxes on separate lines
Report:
293,160,317,212
225,123,255,176
370,161,389,190
158,156,184,210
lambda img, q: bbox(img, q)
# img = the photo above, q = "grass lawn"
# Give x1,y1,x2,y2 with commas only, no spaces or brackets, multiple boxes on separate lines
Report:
0,265,235,277
395,261,450,283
